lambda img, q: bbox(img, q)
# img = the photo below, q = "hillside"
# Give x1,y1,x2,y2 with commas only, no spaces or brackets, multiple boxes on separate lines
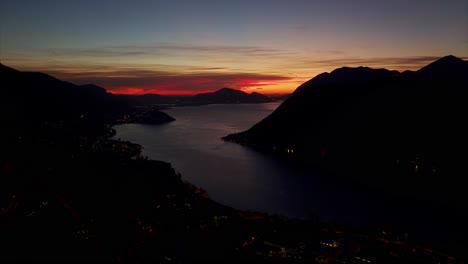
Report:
0,64,174,126
224,56,468,204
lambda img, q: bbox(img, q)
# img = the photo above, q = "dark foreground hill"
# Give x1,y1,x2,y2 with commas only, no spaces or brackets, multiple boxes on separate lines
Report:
225,55,468,206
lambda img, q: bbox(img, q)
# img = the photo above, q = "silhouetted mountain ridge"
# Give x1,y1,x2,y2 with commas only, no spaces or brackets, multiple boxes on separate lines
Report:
118,93,167,106
1,65,126,124
192,87,273,104
79,84,109,96
225,55,468,206
118,87,274,106
0,64,176,126
414,55,468,81
0,63,19,74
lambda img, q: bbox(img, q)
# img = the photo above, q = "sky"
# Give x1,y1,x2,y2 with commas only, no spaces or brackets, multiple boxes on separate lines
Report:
1,0,467,95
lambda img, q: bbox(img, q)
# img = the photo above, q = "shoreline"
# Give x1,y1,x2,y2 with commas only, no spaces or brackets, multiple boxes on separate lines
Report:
109,112,467,261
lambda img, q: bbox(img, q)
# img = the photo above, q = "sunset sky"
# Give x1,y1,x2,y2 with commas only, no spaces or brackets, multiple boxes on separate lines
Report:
1,0,467,95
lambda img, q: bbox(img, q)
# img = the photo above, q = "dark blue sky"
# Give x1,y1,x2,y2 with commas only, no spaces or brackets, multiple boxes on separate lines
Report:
1,0,467,94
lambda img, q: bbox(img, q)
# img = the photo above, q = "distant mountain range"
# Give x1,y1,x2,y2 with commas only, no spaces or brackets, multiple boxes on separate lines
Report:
224,55,468,204
120,87,274,106
193,88,273,104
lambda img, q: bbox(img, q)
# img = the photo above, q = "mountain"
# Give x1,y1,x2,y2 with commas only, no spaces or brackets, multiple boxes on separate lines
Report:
224,56,468,204
414,55,468,81
118,93,166,106
192,88,273,104
117,88,274,107
0,64,175,126
1,63,125,125
78,84,109,97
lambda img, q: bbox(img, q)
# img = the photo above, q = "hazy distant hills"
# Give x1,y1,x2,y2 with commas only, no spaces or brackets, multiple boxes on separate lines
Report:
120,87,274,106
225,55,468,203
193,88,273,104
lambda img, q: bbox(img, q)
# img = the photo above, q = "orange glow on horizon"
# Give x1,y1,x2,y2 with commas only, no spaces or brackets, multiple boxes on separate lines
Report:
106,76,301,95
110,82,299,96
94,72,298,95
8,54,459,97
110,87,217,96
111,88,294,96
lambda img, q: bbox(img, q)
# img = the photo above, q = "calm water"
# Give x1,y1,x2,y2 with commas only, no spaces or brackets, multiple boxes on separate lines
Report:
113,103,366,222
113,103,467,241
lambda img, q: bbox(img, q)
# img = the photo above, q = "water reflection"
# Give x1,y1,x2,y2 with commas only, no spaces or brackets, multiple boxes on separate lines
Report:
114,103,467,247
113,103,365,221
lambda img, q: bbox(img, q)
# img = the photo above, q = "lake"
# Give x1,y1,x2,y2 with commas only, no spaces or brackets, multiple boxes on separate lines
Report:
113,103,467,243
113,103,365,221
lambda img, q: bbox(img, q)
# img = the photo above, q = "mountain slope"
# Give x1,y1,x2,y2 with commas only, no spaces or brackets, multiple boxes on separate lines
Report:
415,55,468,81
1,64,177,126
224,56,468,203
1,63,126,124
